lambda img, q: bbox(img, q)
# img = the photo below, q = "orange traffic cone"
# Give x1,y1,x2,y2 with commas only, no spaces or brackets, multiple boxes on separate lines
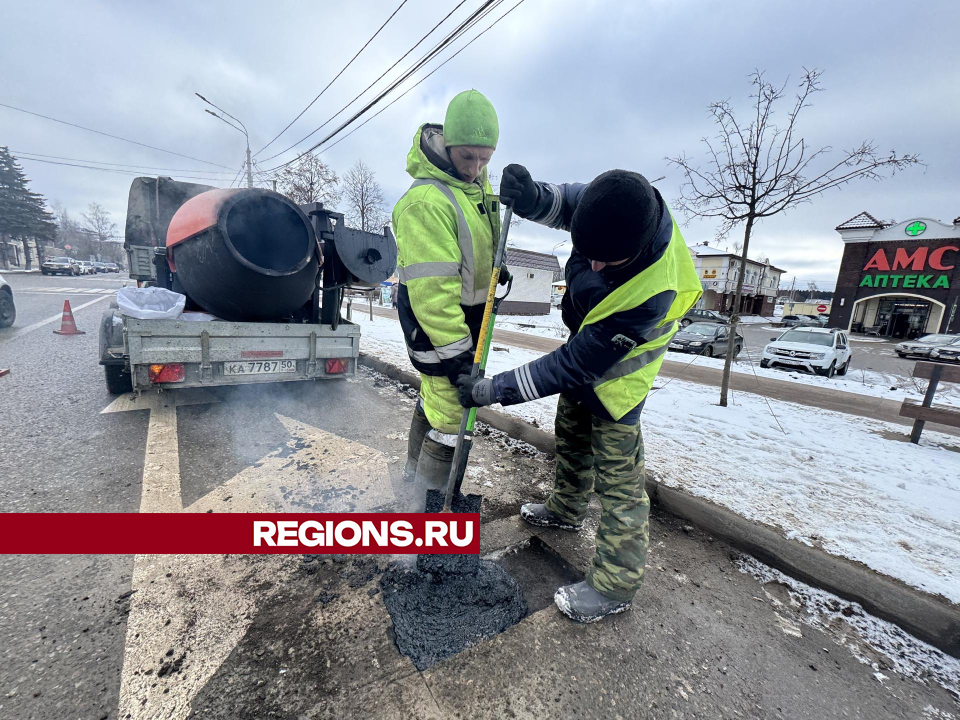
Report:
53,300,86,335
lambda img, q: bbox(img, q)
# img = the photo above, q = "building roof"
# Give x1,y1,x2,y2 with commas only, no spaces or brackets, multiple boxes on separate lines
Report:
835,211,890,231
687,245,786,274
688,244,729,256
506,247,562,273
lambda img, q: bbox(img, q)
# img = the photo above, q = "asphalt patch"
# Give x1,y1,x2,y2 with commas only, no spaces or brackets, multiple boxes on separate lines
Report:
381,559,527,671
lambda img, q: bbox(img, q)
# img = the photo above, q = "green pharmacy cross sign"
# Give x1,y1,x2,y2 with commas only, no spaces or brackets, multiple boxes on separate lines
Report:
905,221,927,237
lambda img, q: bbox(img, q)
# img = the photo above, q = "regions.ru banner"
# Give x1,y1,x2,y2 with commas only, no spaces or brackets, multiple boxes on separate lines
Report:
0,513,480,554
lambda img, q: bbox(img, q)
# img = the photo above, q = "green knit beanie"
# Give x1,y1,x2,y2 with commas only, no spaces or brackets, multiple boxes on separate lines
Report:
443,90,499,149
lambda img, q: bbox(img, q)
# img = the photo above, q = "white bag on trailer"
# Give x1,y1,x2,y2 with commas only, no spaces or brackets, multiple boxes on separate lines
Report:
116,287,186,320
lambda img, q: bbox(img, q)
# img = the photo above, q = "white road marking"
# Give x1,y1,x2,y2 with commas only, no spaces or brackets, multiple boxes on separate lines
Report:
113,406,395,720
20,286,115,295
0,294,110,343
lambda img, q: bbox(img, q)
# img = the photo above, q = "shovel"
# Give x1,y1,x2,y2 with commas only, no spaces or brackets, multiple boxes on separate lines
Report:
441,206,514,512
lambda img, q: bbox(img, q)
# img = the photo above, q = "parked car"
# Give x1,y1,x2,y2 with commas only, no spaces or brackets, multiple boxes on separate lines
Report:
550,293,563,307
895,334,959,359
761,327,852,377
780,314,819,328
41,256,79,276
93,262,107,273
680,308,727,327
668,321,742,358
0,274,15,328
104,262,120,273
930,337,960,364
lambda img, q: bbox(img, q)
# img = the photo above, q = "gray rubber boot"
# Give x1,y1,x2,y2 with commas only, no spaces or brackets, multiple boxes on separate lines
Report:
403,402,431,482
554,581,631,623
411,435,455,512
520,503,583,531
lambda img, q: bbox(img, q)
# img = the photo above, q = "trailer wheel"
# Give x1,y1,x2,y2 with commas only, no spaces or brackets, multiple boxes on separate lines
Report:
104,364,132,394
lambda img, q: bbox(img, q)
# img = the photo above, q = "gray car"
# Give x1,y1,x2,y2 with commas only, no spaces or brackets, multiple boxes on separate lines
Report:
668,321,743,358
895,334,959,358
928,337,960,364
680,308,728,327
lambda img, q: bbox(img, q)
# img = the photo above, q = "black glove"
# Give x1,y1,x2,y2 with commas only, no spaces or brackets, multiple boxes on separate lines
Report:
500,164,538,214
498,263,512,286
456,374,495,408
441,350,474,387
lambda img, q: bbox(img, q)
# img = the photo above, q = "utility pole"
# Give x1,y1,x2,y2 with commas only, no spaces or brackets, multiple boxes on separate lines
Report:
788,276,796,303
196,93,252,188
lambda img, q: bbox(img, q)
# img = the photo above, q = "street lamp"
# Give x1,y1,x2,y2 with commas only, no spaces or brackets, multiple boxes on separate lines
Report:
196,93,252,188
551,241,566,255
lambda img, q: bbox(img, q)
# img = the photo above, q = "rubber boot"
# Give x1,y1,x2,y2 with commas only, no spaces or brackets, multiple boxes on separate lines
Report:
403,402,431,482
520,503,583,531
411,435,455,512
554,581,631,623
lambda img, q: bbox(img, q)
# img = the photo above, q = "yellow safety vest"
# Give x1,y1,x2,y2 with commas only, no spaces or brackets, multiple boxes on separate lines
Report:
579,217,702,420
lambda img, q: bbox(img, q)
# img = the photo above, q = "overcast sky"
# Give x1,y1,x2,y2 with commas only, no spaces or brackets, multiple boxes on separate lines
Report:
3,0,957,289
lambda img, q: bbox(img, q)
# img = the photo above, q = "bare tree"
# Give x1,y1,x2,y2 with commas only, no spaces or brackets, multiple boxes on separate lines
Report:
668,69,920,406
277,152,340,206
342,160,387,233
81,202,118,261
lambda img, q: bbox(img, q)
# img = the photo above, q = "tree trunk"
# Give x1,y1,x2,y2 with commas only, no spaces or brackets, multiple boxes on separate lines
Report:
719,214,755,407
0,235,9,271
22,237,33,271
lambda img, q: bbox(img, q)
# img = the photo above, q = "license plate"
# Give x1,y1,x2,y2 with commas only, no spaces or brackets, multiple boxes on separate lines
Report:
668,343,683,350
223,360,297,375
778,358,803,365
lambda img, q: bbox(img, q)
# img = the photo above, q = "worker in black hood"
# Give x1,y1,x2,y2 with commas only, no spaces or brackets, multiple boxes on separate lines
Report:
457,165,702,622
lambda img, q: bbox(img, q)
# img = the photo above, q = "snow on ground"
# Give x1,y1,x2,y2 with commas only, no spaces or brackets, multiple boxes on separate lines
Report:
737,315,778,324
667,348,960,408
495,307,569,340
355,312,960,603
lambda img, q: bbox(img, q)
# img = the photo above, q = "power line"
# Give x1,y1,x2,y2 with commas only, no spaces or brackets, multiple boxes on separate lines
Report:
0,102,234,169
262,0,511,174
11,150,238,174
320,0,525,158
17,156,231,183
255,0,411,158
258,0,469,164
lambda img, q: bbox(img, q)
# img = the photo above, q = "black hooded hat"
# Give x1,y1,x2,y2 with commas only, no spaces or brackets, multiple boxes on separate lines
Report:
570,170,662,263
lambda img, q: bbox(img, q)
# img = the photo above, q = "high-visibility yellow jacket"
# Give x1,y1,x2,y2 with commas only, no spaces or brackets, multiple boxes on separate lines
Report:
392,123,501,380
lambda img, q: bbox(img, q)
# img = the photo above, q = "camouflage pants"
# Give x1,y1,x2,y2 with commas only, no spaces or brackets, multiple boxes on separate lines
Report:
545,394,650,602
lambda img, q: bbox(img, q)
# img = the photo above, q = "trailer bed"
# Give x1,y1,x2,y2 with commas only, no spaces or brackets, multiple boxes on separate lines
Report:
123,317,360,391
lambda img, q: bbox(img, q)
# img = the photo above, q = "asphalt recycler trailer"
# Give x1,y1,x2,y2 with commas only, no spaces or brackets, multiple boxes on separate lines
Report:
99,177,396,394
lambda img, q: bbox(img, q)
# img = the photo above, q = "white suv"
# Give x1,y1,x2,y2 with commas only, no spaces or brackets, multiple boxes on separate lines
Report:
760,327,852,378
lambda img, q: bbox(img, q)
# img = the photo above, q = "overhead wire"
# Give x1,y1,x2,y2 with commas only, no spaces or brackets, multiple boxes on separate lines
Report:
260,0,509,174
255,0,411,158
257,0,470,164
320,0,525,158
11,150,237,175
17,156,233,183
0,102,234,169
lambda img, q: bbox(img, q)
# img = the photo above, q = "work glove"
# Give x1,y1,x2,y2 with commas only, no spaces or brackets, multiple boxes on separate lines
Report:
441,350,474,387
500,164,538,215
499,263,512,286
456,374,495,409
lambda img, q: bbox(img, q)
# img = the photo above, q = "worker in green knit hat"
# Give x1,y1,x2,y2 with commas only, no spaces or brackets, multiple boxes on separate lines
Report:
392,89,507,510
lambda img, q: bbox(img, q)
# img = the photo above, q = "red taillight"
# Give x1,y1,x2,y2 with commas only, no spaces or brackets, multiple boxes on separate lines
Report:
325,358,348,374
148,363,185,383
